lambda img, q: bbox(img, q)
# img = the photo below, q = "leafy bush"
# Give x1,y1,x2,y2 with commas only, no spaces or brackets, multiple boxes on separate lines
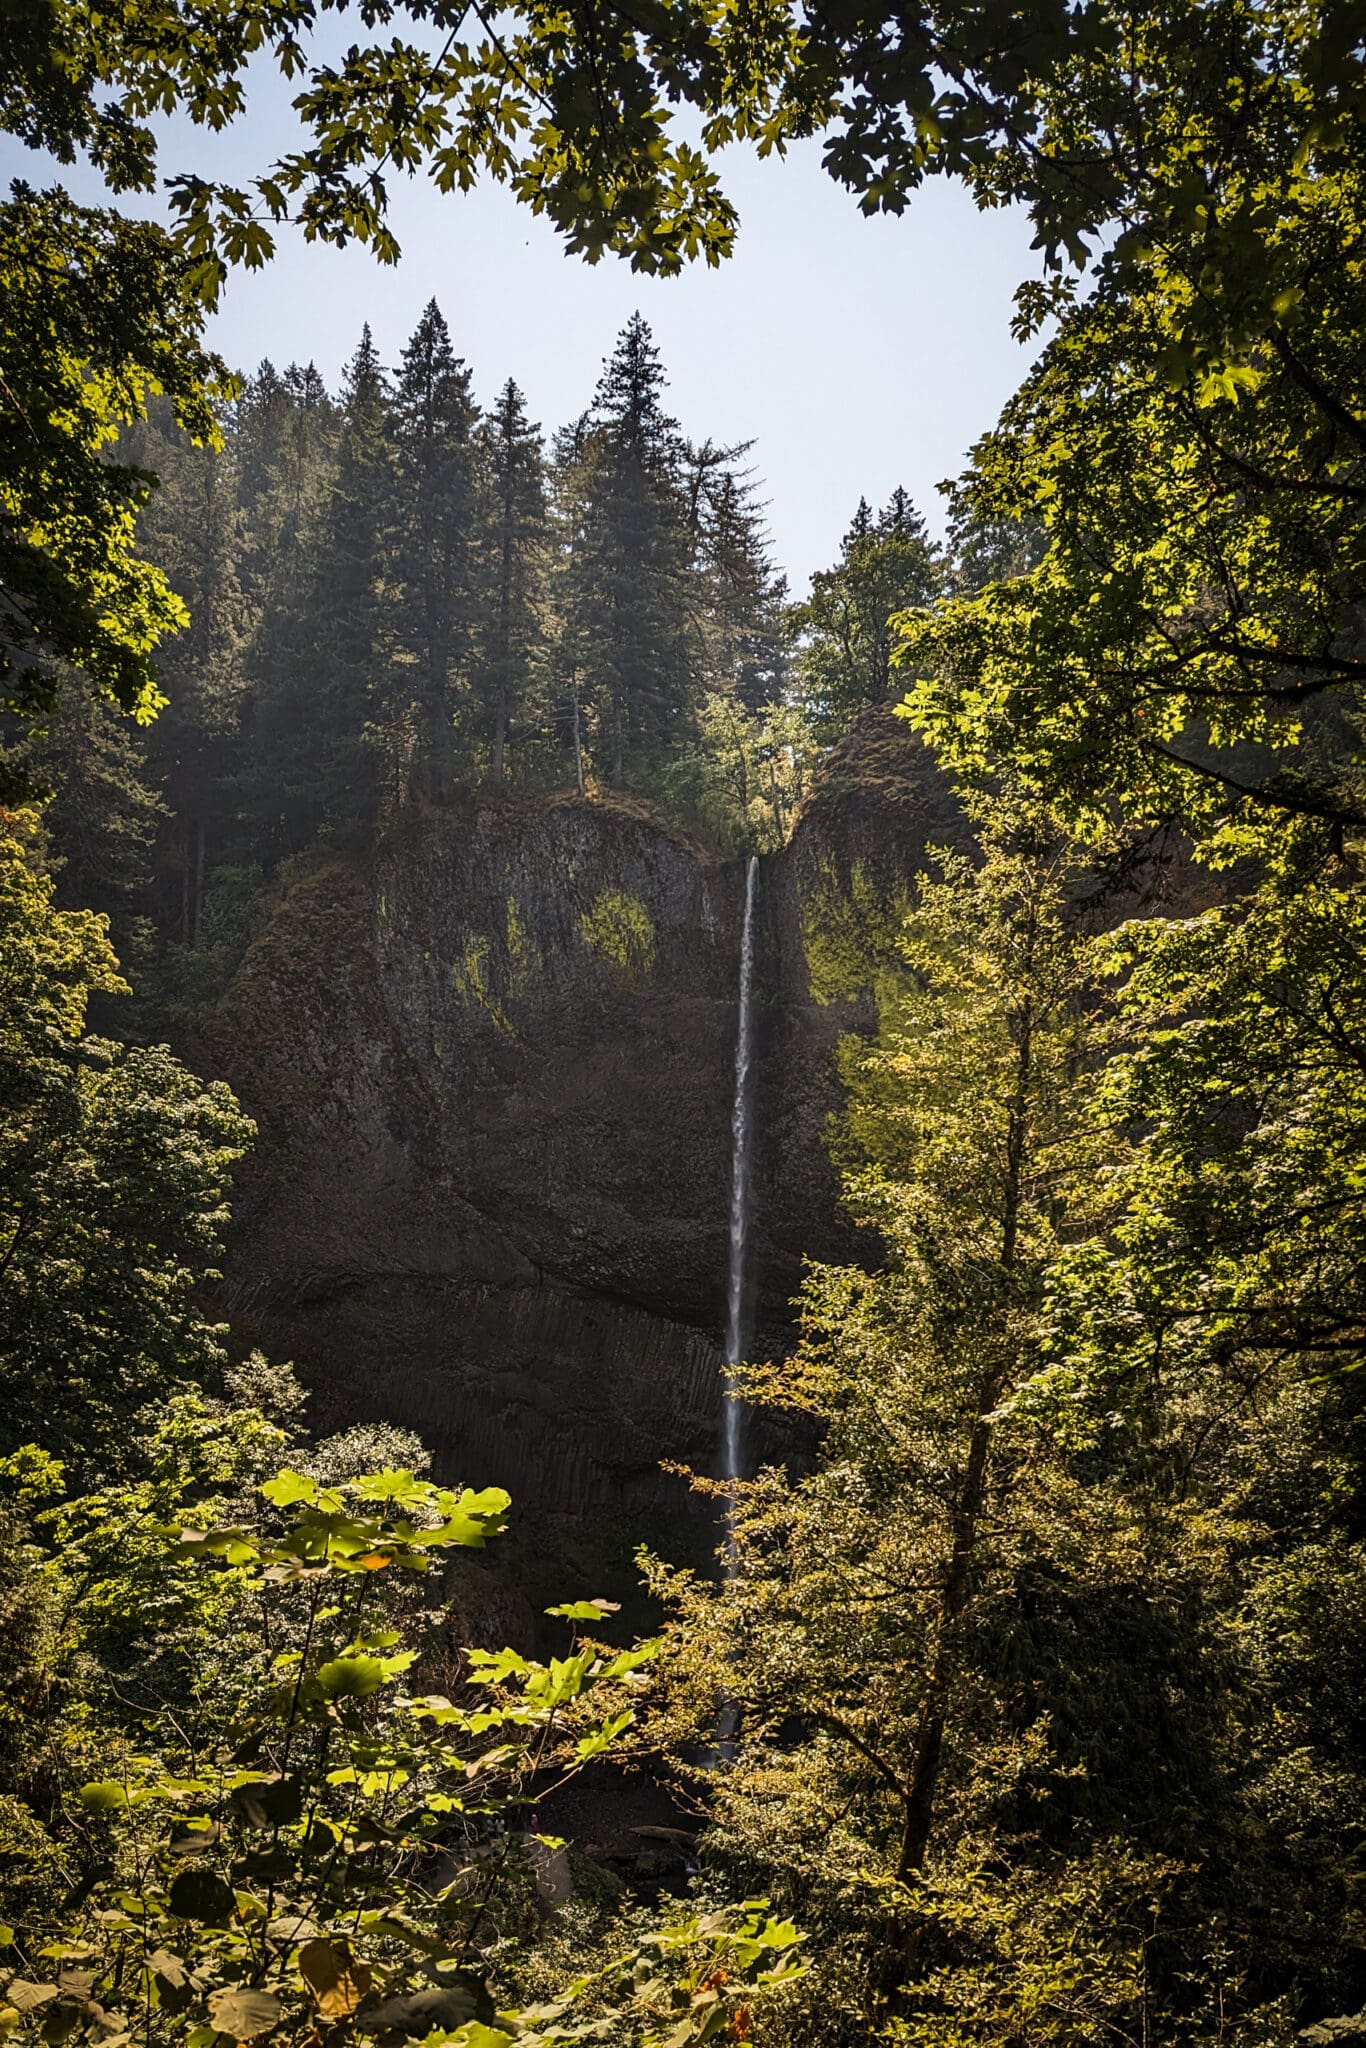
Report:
0,1456,802,2047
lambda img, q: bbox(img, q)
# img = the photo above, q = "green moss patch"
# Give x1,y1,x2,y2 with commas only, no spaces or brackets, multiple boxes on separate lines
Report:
800,856,910,1006
578,889,656,986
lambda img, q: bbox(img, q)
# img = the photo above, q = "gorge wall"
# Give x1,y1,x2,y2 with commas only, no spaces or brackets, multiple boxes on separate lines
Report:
203,713,964,1587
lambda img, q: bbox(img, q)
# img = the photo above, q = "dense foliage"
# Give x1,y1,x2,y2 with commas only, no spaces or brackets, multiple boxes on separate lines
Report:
647,806,1366,2043
0,812,250,1468
7,0,1366,2043
0,184,227,730
0,1370,803,2046
633,0,1366,2038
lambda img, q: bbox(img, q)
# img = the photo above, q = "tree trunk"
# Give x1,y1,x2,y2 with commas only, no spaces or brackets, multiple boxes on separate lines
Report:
894,960,1038,1882
896,1413,994,1879
427,666,454,805
493,526,512,786
610,679,624,786
571,677,585,798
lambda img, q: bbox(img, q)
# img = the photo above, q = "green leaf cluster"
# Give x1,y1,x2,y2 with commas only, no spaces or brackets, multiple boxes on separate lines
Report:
0,1430,804,2048
0,812,253,1469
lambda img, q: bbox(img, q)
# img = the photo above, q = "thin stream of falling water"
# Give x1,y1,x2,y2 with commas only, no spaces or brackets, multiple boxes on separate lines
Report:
723,855,759,1533
716,855,759,1755
716,856,757,1753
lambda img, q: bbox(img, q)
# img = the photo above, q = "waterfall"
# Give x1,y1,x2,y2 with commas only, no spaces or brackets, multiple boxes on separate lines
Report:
723,855,759,1486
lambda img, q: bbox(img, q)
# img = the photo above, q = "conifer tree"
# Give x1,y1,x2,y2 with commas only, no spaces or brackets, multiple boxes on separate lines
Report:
387,300,479,804
653,441,790,842
232,360,285,538
475,379,547,784
302,324,393,831
234,362,340,862
547,414,595,793
560,314,696,783
693,453,787,714
942,475,1046,593
1,675,165,945
593,312,680,471
132,401,252,942
791,490,943,738
238,362,336,615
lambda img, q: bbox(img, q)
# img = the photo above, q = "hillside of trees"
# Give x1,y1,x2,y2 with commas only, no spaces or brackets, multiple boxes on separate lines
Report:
5,304,979,1025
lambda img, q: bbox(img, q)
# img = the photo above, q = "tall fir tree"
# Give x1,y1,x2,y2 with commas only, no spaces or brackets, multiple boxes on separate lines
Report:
386,300,479,805
237,362,336,618
235,361,340,862
657,439,791,843
131,400,251,944
303,324,393,833
560,314,696,784
692,449,787,714
548,414,594,795
475,379,547,785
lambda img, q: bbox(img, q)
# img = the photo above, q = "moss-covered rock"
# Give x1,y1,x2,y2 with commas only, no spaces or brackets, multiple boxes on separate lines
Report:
578,889,656,985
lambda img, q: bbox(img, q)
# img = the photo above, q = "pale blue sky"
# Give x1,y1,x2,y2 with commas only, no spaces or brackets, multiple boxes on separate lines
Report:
5,81,1041,590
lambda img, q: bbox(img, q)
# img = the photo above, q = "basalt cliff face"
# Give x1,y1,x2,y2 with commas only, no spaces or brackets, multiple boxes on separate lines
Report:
204,714,962,1573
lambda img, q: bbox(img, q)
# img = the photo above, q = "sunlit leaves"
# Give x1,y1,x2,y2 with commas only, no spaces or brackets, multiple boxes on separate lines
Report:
297,1938,372,2020
895,17,1366,857
178,1471,512,1586
1045,874,1366,1396
315,1654,387,1699
0,186,229,721
76,1783,153,1813
16,0,1363,319
574,1708,635,1760
258,1470,318,1507
899,251,1366,852
26,1454,681,2048
205,1985,282,2037
0,818,256,1469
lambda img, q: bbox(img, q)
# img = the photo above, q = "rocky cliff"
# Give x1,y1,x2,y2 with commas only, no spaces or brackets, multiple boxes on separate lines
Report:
204,713,962,1581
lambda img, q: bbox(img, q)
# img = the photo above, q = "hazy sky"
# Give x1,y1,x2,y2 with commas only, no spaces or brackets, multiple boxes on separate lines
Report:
5,85,1041,591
